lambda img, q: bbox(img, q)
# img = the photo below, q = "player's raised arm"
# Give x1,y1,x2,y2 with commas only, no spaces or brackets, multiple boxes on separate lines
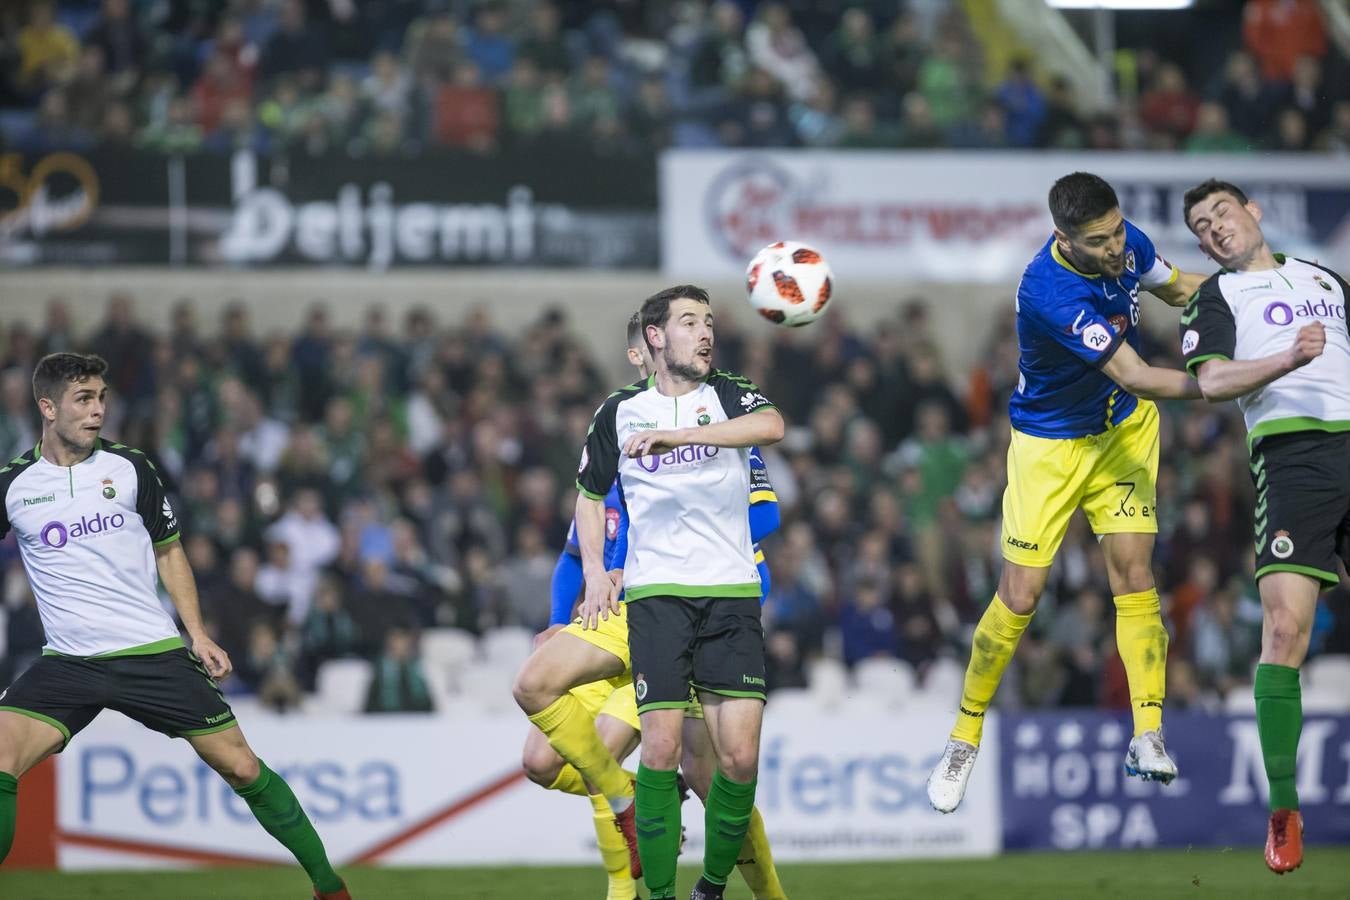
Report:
1193,323,1326,402
1147,268,1206,308
623,407,785,457
1101,341,1203,401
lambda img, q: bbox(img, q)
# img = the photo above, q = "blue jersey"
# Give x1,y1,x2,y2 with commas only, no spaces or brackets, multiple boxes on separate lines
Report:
1009,221,1176,439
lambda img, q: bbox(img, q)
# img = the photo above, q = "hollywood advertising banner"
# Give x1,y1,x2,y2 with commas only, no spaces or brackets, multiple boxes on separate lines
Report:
661,151,1350,283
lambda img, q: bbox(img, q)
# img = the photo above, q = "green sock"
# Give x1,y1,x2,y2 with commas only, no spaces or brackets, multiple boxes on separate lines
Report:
234,760,343,893
1254,663,1302,812
635,764,681,898
0,771,16,864
703,771,756,887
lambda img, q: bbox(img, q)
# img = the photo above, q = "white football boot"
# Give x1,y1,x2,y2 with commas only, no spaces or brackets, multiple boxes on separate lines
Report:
927,739,979,813
1124,729,1178,783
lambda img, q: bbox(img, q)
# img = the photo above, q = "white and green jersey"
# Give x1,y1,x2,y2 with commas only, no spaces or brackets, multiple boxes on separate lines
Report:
577,371,775,601
0,439,183,658
1180,255,1350,447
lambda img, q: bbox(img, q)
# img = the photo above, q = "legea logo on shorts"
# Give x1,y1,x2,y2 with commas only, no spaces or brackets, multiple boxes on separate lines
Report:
40,512,127,549
636,445,720,473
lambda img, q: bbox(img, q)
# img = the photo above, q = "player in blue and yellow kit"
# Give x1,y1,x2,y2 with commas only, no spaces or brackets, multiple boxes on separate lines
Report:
513,314,786,900
928,172,1206,813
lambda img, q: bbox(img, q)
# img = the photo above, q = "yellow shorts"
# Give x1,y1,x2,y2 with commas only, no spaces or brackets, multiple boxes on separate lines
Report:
569,676,640,731
558,606,703,726
1001,399,1159,567
562,604,631,673
563,606,639,731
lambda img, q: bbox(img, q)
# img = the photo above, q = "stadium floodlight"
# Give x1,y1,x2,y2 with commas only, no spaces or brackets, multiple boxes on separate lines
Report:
1046,0,1193,8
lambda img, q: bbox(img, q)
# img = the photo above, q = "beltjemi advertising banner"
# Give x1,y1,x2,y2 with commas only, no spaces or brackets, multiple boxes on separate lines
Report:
661,151,1350,283
0,147,657,269
999,710,1350,851
17,706,998,869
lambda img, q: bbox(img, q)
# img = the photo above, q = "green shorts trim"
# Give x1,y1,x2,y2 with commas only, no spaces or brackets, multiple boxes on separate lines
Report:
43,636,187,660
692,684,767,702
180,719,239,738
636,700,692,715
1255,563,1339,589
0,706,72,746
625,582,761,601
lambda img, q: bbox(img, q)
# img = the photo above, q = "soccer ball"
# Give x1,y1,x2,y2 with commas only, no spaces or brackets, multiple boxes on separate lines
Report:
745,241,834,327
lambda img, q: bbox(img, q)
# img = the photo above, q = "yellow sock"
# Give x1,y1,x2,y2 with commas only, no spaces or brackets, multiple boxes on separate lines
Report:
1114,588,1167,736
547,765,588,797
528,694,634,801
951,594,1033,747
590,792,638,900
736,806,786,900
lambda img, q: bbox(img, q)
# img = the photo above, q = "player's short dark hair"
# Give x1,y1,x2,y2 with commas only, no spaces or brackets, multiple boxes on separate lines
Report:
639,285,711,355
1049,172,1120,234
1182,179,1249,227
32,352,108,405
625,312,644,350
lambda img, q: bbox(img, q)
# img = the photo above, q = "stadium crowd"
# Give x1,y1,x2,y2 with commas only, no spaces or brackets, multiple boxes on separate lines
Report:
2,293,1348,715
1,0,1348,157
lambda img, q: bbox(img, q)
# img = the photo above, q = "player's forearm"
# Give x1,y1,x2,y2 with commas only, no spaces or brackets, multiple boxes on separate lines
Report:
1124,365,1203,401
574,493,609,578
1195,354,1297,403
678,408,786,448
155,542,208,640
1149,270,1204,308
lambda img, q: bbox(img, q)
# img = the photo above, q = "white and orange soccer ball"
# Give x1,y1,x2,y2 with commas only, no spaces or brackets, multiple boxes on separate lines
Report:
745,241,834,328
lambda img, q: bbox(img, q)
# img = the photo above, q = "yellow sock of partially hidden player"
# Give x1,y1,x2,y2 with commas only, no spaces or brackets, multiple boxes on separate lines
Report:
590,792,638,900
951,594,1033,747
736,806,787,900
547,764,588,797
1114,588,1167,736
528,694,633,801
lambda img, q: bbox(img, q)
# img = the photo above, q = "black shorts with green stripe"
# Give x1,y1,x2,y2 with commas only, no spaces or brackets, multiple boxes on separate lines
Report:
0,644,236,748
1250,430,1350,587
626,595,766,714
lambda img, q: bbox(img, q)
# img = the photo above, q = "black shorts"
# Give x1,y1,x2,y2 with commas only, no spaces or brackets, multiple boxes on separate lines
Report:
626,596,766,714
1250,430,1350,587
0,646,236,748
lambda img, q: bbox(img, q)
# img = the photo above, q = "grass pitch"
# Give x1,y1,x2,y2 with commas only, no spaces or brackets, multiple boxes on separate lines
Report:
2,847,1348,899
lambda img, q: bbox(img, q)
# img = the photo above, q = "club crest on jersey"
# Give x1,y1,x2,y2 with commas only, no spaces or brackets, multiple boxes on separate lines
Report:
102,478,116,500
1315,275,1333,292
1108,314,1128,335
1271,530,1295,559
605,507,620,541
1125,250,1136,274
577,446,589,474
696,406,711,426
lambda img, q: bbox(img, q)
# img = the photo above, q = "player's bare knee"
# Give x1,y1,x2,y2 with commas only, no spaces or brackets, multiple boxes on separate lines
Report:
522,753,562,788
511,667,555,714
1263,608,1311,664
639,734,681,771
716,747,759,782
213,750,261,788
